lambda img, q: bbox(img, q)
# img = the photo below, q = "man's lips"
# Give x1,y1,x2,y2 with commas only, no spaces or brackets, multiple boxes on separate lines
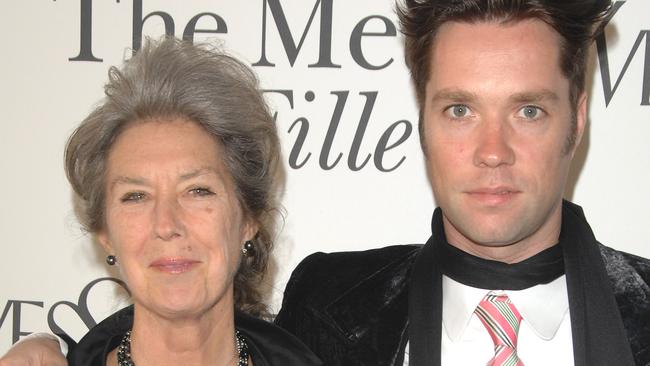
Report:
465,187,521,204
149,258,201,274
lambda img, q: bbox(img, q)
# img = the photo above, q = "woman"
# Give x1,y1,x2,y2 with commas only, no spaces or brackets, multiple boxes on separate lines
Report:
58,37,321,365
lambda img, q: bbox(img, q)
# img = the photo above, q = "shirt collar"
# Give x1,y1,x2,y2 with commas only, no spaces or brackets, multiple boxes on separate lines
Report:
442,274,569,341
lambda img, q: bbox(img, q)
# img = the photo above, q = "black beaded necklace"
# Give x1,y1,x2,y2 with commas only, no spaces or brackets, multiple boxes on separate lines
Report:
117,329,249,366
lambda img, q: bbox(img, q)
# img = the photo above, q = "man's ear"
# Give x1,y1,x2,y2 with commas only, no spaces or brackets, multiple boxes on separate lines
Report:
571,92,588,157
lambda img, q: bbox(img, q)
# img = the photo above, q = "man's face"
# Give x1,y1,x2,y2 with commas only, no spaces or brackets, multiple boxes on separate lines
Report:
422,19,586,262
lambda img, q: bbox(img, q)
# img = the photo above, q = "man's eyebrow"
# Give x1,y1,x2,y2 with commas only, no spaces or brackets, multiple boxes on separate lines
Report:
510,90,560,103
430,89,478,104
429,89,560,105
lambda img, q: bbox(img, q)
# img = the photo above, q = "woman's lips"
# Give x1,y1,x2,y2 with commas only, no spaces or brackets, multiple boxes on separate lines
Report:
149,258,201,274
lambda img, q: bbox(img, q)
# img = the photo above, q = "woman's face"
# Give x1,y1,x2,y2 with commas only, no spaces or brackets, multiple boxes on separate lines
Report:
98,119,256,319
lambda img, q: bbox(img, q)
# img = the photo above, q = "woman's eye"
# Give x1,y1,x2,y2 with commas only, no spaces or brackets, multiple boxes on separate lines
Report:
446,104,472,118
189,187,215,197
120,192,146,202
518,105,544,120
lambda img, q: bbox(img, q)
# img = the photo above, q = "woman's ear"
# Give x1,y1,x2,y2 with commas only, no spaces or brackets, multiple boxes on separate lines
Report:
242,218,259,243
97,231,114,255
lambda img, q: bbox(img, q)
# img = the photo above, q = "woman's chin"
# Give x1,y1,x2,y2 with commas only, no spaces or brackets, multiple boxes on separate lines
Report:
135,287,230,321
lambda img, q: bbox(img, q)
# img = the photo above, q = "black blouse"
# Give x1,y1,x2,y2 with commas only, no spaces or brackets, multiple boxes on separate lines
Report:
66,305,323,366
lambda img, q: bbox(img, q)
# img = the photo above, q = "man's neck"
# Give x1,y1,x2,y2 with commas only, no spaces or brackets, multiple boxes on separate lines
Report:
442,209,562,264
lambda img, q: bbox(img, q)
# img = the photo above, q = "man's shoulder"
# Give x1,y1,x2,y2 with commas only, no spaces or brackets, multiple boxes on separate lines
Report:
299,243,421,267
598,243,650,323
294,244,421,274
599,243,650,288
599,243,650,365
281,244,421,305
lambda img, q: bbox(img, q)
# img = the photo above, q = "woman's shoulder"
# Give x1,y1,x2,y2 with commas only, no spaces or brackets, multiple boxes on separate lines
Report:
67,306,133,366
236,312,323,366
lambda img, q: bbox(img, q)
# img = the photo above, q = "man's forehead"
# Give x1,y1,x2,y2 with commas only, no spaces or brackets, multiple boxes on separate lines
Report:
425,19,567,97
430,18,562,59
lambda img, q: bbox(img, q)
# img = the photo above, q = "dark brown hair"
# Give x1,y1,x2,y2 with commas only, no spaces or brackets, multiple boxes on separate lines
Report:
65,37,282,317
398,0,612,149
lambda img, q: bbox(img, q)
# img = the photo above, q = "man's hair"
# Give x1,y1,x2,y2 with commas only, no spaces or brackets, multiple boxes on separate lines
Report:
397,0,612,150
65,37,282,317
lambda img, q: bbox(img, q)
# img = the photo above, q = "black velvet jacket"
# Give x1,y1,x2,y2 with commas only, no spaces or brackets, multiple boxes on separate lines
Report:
66,306,323,366
275,203,650,365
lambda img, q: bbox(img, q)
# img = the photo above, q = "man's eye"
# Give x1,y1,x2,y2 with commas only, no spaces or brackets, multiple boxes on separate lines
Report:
121,192,145,202
518,105,544,120
189,187,215,197
446,104,472,118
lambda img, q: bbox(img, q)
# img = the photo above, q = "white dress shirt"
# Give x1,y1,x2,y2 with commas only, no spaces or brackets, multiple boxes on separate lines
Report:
403,275,574,365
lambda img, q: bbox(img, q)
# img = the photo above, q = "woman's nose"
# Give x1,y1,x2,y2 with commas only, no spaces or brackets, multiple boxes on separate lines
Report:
152,197,185,241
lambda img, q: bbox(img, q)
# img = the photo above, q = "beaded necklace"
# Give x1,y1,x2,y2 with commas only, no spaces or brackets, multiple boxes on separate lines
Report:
117,329,249,366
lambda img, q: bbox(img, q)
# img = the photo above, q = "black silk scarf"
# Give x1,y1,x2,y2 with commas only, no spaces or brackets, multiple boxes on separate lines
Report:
407,202,635,366
436,232,564,290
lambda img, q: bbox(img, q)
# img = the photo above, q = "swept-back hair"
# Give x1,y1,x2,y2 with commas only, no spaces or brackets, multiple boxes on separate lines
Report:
398,0,612,149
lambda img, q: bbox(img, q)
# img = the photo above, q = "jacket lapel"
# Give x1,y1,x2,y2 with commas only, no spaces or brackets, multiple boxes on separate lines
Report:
321,247,418,365
562,202,636,366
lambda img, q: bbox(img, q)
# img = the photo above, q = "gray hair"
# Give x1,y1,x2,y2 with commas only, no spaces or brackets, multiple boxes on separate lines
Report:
64,37,281,317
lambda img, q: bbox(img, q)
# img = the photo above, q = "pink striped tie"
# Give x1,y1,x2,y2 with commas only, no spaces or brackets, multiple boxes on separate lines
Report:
475,293,525,366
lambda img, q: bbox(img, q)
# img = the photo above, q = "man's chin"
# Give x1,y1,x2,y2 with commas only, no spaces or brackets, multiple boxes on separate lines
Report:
466,231,524,248
451,216,527,247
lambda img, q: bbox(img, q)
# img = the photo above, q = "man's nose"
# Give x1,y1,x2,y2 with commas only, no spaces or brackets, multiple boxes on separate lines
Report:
473,119,515,168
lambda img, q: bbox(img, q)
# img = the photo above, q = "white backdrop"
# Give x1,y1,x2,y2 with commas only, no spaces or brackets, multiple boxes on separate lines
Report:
1,0,648,353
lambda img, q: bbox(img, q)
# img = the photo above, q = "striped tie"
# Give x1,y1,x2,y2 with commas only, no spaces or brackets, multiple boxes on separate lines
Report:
475,293,525,366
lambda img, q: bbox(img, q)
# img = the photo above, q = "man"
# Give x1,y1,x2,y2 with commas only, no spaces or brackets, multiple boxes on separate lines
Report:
2,1,648,366
274,0,650,365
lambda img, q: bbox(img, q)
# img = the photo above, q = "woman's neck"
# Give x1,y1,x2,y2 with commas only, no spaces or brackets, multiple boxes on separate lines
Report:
115,302,239,366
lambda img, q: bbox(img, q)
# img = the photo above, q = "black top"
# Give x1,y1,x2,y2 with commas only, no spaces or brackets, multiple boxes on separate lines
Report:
66,305,323,366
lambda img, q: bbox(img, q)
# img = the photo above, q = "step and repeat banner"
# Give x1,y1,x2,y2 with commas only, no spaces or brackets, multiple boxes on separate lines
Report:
1,0,648,352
